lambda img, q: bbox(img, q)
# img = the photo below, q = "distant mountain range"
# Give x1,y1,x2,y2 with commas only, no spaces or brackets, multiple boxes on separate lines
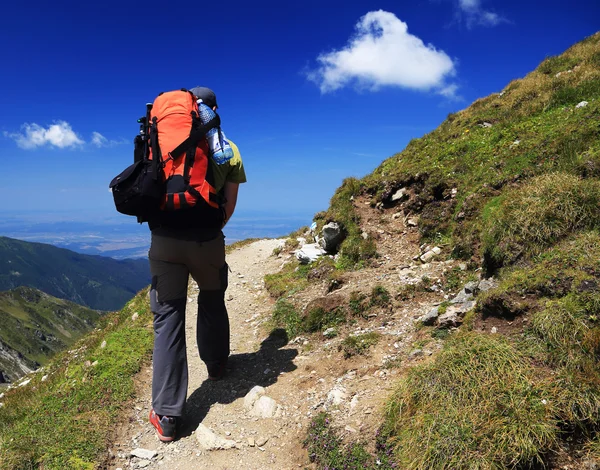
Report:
0,286,102,383
0,236,150,311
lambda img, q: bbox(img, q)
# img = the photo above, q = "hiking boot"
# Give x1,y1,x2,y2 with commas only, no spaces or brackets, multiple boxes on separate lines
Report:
149,409,176,442
207,359,228,381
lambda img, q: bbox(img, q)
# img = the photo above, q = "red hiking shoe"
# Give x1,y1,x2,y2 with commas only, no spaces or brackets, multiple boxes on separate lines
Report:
149,409,176,442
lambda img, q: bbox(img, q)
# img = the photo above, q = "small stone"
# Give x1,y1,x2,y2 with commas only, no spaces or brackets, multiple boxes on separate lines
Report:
491,327,498,334
251,396,278,418
256,437,268,447
92,361,99,367
419,306,439,326
409,349,423,359
137,460,151,468
392,212,403,219
131,448,157,460
478,278,498,292
575,101,588,109
195,424,237,450
437,311,462,328
101,340,107,349
244,385,266,410
131,312,139,321
41,375,48,381
391,188,407,202
248,437,256,447
18,379,31,387
326,387,347,408
345,425,358,433
323,327,337,338
407,218,418,227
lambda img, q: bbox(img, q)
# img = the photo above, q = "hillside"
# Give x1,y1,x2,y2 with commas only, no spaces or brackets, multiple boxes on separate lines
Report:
0,236,150,311
0,33,598,470
0,287,102,383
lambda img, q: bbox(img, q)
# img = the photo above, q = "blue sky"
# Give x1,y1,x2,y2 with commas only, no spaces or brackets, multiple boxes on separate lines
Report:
0,0,598,228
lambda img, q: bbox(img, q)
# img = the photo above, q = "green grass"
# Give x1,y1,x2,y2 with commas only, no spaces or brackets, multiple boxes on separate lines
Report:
481,173,600,271
382,333,557,470
225,237,261,253
264,260,311,298
304,412,397,469
0,288,154,469
340,332,380,358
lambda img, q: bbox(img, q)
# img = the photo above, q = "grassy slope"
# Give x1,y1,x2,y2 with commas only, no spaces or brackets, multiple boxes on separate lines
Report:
0,287,102,381
0,288,153,469
305,32,600,469
0,236,150,311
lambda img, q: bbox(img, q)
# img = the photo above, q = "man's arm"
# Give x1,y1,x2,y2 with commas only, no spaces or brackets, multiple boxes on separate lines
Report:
222,181,240,227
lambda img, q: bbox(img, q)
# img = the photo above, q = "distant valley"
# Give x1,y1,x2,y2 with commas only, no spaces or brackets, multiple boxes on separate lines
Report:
0,286,102,383
0,236,150,311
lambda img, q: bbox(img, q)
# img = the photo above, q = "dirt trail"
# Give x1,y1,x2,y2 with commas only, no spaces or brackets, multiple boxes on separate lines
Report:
109,205,457,470
110,238,310,469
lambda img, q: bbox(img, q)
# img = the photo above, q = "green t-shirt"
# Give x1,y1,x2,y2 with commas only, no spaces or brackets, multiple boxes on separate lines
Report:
212,139,247,192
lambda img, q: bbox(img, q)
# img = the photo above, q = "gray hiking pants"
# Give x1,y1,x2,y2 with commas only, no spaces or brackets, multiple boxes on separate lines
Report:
148,232,229,417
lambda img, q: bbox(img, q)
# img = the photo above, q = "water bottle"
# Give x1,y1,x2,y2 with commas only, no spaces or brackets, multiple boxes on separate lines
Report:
197,100,234,164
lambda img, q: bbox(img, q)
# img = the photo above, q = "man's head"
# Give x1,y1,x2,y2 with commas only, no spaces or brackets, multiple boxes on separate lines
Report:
189,86,218,109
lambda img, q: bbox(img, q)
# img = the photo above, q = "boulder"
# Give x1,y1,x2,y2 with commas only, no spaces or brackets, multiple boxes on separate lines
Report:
319,222,344,253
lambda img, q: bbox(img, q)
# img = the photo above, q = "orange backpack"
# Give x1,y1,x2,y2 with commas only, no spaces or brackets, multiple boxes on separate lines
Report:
149,89,221,212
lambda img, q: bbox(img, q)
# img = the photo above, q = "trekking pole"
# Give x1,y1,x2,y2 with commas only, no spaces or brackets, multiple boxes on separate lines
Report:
139,103,153,161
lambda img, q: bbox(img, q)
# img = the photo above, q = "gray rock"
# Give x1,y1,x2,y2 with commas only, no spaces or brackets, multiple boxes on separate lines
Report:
131,448,157,460
256,437,269,447
323,327,337,338
575,101,589,109
244,385,265,410
409,349,423,358
251,395,278,418
320,222,344,253
463,281,479,295
407,218,418,227
478,278,498,293
419,306,439,326
391,188,408,202
450,289,474,305
137,460,151,468
326,387,347,408
437,311,462,328
195,424,237,450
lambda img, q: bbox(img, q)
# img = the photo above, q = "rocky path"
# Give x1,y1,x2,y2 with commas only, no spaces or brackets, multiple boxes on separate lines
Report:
110,239,312,470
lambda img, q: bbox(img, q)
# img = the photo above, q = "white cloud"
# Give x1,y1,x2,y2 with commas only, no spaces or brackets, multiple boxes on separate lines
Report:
307,10,456,96
91,131,108,147
91,131,128,148
5,121,84,149
457,0,506,28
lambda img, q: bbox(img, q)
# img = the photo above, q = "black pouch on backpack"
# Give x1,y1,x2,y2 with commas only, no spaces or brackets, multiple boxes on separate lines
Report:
109,157,164,220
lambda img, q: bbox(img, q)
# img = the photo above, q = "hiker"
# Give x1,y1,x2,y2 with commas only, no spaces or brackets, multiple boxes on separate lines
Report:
148,87,247,442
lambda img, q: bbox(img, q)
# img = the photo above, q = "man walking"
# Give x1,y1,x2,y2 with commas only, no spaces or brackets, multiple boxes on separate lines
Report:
148,87,246,442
